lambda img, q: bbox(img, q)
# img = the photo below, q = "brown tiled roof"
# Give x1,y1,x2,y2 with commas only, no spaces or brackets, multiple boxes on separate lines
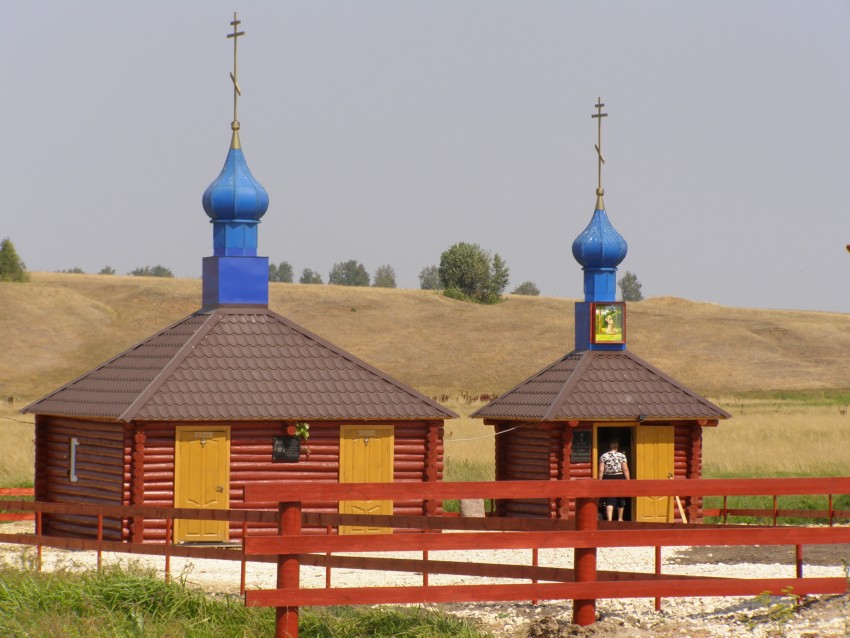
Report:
472,349,731,422
23,307,457,422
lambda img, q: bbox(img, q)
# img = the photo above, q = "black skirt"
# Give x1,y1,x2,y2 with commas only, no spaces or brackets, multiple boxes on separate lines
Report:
602,473,626,508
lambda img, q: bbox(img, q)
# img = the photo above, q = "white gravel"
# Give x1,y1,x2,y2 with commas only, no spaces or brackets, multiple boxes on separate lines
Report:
2,521,848,637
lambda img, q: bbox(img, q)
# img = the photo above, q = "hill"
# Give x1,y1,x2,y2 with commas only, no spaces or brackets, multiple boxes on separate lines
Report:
2,272,850,404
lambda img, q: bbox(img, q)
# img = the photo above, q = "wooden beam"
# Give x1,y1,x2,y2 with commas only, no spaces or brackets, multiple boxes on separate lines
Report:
245,477,850,503
0,500,278,523
245,577,846,608
245,525,850,555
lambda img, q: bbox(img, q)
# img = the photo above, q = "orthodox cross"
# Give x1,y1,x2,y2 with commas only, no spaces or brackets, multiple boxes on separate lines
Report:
591,97,608,194
227,13,245,129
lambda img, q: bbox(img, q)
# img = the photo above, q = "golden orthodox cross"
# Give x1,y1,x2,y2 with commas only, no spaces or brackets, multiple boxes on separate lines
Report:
591,97,608,194
227,13,245,128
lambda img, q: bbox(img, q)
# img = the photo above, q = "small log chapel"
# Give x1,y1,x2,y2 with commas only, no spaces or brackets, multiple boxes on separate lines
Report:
474,99,730,523
23,15,455,544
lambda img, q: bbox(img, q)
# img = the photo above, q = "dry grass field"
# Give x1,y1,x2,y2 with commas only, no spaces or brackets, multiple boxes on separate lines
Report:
2,272,850,486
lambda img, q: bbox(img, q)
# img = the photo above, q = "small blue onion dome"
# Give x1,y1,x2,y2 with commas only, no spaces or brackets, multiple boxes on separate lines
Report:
571,201,627,270
202,147,269,221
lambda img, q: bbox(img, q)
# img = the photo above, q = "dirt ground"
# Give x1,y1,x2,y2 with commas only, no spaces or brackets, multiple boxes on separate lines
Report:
668,543,850,568
446,544,850,637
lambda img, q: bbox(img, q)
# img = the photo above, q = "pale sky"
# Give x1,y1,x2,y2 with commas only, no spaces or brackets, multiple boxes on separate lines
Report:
3,2,849,312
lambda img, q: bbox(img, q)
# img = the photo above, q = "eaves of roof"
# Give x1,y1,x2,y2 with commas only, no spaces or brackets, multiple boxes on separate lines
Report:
472,349,731,422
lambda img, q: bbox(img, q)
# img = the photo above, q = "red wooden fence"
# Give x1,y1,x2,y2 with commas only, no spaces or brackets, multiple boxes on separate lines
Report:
243,478,850,638
3,479,850,638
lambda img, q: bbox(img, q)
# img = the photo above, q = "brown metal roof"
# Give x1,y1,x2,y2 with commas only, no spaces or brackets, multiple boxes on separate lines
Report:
23,307,457,422
472,349,731,422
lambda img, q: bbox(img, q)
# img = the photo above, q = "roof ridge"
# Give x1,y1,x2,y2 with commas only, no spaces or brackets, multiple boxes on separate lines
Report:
262,308,458,419
118,312,222,422
541,350,594,421
469,351,577,418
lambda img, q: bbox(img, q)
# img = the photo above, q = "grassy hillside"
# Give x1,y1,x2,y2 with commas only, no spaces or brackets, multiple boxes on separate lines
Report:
3,272,850,404
3,272,850,486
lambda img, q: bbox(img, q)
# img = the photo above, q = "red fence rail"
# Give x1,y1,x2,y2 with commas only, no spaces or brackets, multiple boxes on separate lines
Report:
0,487,34,521
243,478,850,638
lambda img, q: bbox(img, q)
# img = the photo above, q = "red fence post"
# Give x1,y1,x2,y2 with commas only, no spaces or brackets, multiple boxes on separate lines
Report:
572,496,598,626
241,520,248,596
164,518,172,584
36,510,43,572
276,501,302,638
325,524,332,589
654,546,662,611
96,514,103,572
531,547,539,605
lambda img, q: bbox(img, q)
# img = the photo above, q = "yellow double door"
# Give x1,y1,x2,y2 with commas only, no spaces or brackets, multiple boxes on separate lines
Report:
595,425,675,523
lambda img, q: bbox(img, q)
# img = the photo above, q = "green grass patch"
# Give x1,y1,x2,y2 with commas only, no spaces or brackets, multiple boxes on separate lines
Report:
443,459,494,514
718,388,850,407
301,606,490,637
0,478,35,489
0,562,490,638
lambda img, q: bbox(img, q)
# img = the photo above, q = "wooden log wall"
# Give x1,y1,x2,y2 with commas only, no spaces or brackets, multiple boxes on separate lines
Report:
493,422,704,522
557,426,593,520
39,417,125,540
494,424,555,518
138,420,443,542
677,424,704,521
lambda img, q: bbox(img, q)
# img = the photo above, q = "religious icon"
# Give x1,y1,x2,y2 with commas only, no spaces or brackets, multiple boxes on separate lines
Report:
591,302,626,344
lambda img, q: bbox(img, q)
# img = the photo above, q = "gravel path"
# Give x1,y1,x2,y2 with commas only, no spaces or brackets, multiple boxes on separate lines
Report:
2,521,849,637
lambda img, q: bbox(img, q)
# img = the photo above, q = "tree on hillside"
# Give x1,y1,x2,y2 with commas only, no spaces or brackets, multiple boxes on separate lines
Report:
269,261,294,283
438,242,509,304
130,265,173,278
328,260,370,286
418,265,442,290
60,267,85,274
512,281,540,296
373,265,397,288
488,254,510,300
299,268,323,284
618,271,644,302
0,238,29,283
98,266,116,275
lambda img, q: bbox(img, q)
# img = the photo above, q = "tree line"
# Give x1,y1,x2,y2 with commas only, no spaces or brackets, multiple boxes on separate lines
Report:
0,237,644,303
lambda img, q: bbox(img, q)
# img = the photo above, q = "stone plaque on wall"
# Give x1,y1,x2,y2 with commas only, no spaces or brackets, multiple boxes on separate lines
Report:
272,436,301,463
570,430,592,463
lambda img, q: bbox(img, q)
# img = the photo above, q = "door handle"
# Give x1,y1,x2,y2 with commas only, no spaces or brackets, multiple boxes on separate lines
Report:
215,485,224,493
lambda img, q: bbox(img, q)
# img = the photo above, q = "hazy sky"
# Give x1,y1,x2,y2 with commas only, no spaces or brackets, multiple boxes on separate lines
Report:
4,2,849,312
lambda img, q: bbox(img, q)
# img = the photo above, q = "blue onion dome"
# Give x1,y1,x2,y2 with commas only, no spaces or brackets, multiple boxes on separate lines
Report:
571,190,628,269
202,146,269,221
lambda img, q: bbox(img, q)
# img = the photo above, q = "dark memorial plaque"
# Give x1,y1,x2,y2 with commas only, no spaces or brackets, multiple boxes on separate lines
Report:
570,430,592,463
272,436,301,463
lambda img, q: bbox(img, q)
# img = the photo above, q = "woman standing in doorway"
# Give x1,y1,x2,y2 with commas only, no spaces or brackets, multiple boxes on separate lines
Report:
599,440,630,521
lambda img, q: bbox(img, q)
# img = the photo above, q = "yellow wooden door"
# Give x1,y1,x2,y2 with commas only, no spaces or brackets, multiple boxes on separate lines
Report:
635,426,674,522
339,426,394,535
174,427,230,543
